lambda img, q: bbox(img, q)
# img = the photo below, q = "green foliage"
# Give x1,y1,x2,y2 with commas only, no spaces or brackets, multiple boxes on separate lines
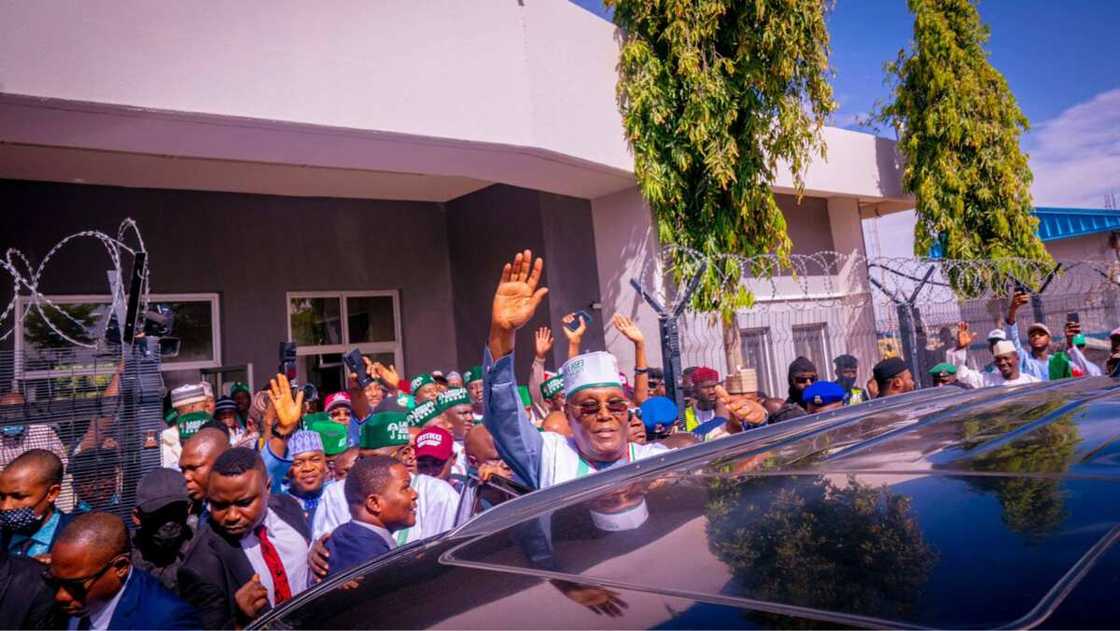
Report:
706,474,936,625
608,0,836,317
879,0,1051,283
24,303,100,349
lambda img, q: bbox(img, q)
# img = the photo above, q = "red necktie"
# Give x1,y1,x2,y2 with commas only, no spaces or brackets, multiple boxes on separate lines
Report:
255,524,292,604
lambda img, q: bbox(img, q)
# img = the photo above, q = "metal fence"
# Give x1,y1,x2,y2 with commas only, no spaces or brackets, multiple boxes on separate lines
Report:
0,219,163,524
644,248,1120,397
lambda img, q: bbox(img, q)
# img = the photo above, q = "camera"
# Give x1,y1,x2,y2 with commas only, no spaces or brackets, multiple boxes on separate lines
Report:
109,303,180,358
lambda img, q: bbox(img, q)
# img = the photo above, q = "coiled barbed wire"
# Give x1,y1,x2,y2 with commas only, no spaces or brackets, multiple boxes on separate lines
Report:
0,219,149,349
643,245,1120,314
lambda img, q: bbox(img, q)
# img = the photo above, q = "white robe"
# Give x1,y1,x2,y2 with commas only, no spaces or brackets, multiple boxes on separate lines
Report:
538,432,668,489
311,472,459,546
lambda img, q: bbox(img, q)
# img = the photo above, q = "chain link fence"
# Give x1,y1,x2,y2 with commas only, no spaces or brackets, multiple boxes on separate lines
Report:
645,248,1120,396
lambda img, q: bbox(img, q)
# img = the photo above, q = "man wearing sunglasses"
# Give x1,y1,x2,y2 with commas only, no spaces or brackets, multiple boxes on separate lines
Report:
47,511,199,630
785,356,819,410
482,250,671,491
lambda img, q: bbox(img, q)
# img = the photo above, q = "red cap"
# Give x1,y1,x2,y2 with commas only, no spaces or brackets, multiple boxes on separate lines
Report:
324,391,352,412
414,426,453,462
690,366,720,385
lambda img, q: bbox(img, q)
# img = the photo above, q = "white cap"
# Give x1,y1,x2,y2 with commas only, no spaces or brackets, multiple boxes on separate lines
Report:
590,499,649,532
170,383,207,408
987,328,1006,342
1028,322,1052,336
993,340,1017,357
562,352,623,397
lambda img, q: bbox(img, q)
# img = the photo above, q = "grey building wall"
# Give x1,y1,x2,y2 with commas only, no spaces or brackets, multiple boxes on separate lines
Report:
445,185,604,380
0,179,459,386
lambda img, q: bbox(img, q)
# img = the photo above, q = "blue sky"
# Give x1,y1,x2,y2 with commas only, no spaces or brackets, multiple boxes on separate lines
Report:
570,0,1120,211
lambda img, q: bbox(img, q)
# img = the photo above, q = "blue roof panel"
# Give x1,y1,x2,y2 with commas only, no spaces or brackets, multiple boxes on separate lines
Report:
1034,207,1120,242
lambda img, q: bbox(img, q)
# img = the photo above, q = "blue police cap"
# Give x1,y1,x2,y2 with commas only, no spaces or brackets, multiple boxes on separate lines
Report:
802,380,845,407
639,396,678,432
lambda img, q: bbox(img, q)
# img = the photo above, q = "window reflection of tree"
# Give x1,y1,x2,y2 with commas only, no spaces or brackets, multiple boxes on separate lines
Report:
965,415,1080,540
706,475,936,628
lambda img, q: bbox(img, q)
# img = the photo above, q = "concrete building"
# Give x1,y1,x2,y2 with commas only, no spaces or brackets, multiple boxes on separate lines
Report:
0,1,910,394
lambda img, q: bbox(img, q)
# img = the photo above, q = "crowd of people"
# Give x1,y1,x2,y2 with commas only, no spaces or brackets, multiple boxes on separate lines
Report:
2,249,1118,629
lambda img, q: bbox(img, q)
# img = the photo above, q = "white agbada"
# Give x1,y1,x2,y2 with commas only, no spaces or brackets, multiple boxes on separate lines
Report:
539,432,668,489
312,472,459,545
947,346,1043,388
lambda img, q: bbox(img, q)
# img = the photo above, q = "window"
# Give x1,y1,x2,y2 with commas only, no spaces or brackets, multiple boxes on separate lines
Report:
15,293,221,377
286,291,402,389
792,323,831,379
740,327,777,397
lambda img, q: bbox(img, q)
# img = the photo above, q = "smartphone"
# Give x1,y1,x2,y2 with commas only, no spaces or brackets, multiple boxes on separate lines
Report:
278,342,298,381
344,349,374,388
565,309,593,332
1067,312,1080,324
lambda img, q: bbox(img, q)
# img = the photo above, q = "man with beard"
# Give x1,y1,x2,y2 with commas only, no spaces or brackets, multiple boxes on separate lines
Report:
483,250,670,491
832,354,866,404
785,357,818,409
952,340,1041,387
872,357,917,398
178,427,229,530
49,512,200,630
682,367,720,431
284,431,331,529
131,468,194,593
179,448,311,628
0,449,73,558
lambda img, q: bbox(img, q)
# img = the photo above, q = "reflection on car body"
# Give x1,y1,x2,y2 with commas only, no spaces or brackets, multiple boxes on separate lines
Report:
255,377,1120,629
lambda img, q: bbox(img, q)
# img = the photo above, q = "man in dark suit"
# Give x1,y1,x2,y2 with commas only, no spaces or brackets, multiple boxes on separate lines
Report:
47,511,200,630
324,454,417,577
179,447,311,629
0,546,60,629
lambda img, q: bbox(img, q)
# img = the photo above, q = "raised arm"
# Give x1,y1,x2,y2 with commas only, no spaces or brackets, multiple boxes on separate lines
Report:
264,373,304,489
947,322,985,389
611,314,649,404
529,327,553,416
561,313,586,360
484,250,549,489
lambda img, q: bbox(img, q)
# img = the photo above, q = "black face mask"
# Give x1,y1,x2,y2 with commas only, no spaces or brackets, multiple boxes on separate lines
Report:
138,519,190,561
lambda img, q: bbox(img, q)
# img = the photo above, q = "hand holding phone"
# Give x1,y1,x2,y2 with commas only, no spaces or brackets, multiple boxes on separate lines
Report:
344,349,374,389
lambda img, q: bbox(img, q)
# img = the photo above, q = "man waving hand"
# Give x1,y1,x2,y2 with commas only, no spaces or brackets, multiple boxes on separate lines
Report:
482,250,669,490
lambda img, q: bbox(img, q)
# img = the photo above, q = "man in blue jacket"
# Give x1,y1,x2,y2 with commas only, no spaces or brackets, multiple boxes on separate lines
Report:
47,511,201,630
324,454,417,578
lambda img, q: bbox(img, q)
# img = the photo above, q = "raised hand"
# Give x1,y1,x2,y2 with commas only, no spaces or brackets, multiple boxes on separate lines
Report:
561,313,587,358
534,326,554,360
611,314,644,347
268,373,304,434
489,250,548,358
367,359,400,390
1008,291,1030,322
493,250,548,332
956,322,976,350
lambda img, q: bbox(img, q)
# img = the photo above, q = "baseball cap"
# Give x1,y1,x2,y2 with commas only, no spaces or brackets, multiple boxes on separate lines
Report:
986,328,1007,342
1028,322,1052,336
136,467,189,513
414,426,453,462
324,392,352,412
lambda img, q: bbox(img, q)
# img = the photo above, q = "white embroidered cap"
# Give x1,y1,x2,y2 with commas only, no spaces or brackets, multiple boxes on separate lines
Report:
561,351,623,397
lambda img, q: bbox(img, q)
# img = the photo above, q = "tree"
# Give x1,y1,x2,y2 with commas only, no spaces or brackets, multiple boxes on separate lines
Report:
607,0,836,372
879,0,1051,288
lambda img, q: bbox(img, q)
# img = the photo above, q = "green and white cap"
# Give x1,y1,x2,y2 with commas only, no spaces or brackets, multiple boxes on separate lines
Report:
436,388,470,413
308,419,349,456
177,411,210,441
541,374,564,400
406,399,441,427
561,351,622,397
360,411,411,449
410,373,436,393
463,365,483,385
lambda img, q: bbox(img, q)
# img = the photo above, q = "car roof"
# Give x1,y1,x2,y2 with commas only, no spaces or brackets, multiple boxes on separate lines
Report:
261,378,1120,629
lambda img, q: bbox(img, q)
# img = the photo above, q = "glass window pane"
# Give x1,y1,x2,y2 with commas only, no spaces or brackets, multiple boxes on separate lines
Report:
740,328,773,396
289,297,342,347
347,295,396,344
23,302,112,357
154,300,214,363
792,324,827,376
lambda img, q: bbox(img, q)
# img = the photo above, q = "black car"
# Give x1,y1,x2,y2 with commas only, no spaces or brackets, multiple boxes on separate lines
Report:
257,377,1120,629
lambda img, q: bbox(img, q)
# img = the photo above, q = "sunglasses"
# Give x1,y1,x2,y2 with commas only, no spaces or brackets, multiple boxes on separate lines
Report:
794,376,818,385
572,399,630,418
43,557,120,599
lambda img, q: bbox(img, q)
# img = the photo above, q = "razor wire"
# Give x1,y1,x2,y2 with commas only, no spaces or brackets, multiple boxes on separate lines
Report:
643,247,1120,390
0,219,149,349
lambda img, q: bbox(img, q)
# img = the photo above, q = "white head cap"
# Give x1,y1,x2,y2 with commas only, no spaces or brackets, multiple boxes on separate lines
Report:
590,499,650,532
993,340,1017,357
561,351,622,397
987,328,1007,342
